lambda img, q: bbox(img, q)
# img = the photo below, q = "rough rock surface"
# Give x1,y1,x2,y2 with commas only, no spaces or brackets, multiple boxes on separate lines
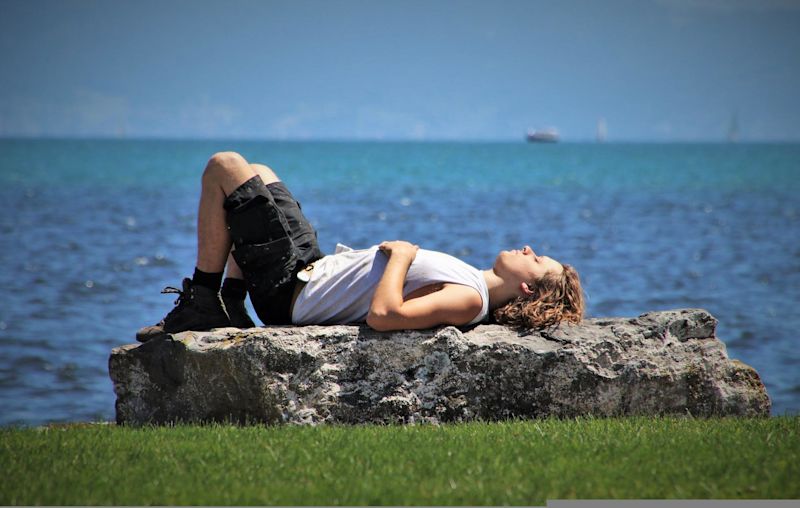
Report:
109,309,770,425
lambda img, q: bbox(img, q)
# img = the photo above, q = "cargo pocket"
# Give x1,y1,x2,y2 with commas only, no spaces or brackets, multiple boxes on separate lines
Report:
226,195,294,247
233,237,299,291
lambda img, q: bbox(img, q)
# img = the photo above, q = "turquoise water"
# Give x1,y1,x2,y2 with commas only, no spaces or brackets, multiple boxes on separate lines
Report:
1,139,798,424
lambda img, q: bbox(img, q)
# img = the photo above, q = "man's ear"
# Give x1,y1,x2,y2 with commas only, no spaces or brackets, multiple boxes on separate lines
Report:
520,282,534,296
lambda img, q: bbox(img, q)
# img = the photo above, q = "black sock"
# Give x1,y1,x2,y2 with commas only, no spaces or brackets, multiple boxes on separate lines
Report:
192,267,223,292
221,277,247,300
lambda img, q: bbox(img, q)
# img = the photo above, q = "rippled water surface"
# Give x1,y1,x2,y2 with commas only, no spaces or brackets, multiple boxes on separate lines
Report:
1,139,798,424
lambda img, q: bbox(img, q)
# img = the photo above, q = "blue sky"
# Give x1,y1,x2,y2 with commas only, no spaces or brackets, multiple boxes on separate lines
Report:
1,0,799,141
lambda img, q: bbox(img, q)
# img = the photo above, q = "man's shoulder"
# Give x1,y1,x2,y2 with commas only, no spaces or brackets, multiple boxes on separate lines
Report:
441,283,483,308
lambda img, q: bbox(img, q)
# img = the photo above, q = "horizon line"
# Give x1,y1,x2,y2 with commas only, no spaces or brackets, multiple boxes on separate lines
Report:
2,135,799,144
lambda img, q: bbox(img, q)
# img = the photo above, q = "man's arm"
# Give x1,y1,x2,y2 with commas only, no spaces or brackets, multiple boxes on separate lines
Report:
366,241,483,331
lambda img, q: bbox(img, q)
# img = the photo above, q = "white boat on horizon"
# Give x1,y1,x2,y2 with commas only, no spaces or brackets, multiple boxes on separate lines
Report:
526,127,560,143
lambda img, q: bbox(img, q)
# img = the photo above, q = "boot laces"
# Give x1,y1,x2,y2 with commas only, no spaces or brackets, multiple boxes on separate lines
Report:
161,284,191,319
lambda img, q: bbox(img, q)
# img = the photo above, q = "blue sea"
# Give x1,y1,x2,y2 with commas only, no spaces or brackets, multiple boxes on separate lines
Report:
1,139,798,425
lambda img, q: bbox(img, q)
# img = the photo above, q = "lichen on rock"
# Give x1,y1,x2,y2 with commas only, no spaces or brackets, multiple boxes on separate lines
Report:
109,308,771,425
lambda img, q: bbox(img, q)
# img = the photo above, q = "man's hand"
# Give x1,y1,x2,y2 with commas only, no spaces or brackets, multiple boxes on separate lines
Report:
378,240,419,261
368,239,482,331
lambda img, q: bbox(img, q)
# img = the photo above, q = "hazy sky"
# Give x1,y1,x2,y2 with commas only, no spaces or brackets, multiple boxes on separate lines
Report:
2,0,799,141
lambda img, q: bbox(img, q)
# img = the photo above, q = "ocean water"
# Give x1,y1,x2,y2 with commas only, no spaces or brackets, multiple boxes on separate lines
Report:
0,139,798,425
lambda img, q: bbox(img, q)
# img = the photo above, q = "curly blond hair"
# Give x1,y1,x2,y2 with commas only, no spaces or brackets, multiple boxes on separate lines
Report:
493,263,585,329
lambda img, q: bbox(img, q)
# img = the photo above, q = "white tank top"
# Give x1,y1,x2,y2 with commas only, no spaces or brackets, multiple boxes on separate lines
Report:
291,244,489,326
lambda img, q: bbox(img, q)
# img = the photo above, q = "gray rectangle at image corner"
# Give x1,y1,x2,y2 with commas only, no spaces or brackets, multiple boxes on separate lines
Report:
547,501,800,508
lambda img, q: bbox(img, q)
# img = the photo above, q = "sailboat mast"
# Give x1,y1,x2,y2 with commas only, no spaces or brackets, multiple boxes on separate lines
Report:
727,112,739,142
596,118,607,143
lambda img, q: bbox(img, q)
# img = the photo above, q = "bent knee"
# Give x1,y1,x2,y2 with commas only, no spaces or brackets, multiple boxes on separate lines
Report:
207,151,247,169
203,151,250,181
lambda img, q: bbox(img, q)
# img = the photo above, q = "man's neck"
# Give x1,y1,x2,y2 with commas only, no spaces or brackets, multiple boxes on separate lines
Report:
482,269,517,311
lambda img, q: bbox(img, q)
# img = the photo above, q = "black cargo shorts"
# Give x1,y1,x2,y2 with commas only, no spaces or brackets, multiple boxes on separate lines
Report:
223,175,323,325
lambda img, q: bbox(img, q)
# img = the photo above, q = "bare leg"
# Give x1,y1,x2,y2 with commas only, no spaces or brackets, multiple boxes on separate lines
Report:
196,152,260,273
225,252,244,279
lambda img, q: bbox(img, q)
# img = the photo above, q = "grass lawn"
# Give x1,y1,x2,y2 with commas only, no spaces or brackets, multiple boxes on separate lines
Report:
1,416,798,505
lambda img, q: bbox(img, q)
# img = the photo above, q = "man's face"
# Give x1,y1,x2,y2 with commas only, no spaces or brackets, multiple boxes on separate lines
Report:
494,245,563,285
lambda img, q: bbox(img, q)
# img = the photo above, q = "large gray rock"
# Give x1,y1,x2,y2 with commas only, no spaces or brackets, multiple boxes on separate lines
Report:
109,309,770,425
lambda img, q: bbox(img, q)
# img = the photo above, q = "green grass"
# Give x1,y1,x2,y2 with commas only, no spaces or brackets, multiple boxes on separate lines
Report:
1,416,798,505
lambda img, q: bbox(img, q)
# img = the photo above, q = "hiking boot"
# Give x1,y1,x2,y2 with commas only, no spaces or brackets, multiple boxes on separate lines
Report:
136,278,231,342
222,294,256,329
